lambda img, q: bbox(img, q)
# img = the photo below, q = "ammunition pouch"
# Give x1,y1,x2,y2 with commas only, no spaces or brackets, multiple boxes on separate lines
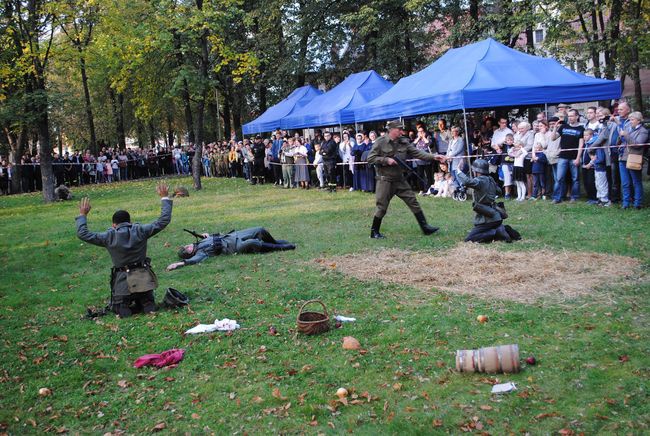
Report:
494,201,508,219
114,258,158,294
472,202,500,220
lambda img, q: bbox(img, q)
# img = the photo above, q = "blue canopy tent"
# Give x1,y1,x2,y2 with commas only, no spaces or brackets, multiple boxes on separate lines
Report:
242,85,323,134
281,70,393,129
354,38,621,122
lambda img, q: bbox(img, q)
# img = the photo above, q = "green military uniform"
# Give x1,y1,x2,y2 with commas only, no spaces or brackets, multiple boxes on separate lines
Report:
366,120,441,238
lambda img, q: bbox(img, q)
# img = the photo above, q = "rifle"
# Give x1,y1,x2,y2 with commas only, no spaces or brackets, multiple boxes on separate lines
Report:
184,228,205,241
393,155,428,186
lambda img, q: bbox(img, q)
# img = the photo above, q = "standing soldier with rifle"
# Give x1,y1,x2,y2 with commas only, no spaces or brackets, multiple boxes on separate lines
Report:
76,182,173,317
367,120,445,239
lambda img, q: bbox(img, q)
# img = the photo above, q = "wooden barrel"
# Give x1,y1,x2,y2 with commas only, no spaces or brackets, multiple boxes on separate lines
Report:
456,344,520,374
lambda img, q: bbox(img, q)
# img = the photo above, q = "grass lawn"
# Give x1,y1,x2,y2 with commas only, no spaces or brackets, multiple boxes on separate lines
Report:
0,177,648,434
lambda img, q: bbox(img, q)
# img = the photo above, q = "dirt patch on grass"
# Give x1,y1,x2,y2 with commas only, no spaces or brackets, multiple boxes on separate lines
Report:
314,244,644,303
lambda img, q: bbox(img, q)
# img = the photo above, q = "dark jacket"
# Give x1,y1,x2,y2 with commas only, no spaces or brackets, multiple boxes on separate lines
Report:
531,152,548,173
320,139,339,163
456,171,502,225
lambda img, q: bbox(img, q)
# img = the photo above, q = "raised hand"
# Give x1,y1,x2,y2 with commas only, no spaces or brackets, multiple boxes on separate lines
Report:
156,181,169,198
79,197,91,216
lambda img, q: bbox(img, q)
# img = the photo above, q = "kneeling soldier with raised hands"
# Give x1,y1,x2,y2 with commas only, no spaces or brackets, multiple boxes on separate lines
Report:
76,182,173,317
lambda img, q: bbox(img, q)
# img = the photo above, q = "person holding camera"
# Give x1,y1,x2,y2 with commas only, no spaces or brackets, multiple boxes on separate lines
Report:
76,182,173,317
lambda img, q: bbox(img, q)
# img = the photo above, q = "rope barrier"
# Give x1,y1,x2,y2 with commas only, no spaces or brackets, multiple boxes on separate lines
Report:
264,143,649,167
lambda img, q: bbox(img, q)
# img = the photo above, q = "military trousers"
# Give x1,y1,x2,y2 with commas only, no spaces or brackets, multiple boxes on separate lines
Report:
374,178,422,219
222,227,290,254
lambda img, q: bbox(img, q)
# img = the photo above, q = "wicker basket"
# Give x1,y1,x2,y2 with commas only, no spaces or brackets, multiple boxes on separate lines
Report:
297,300,330,335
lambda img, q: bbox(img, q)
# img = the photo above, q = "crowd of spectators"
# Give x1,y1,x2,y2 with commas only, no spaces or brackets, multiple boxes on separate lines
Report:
1,101,647,209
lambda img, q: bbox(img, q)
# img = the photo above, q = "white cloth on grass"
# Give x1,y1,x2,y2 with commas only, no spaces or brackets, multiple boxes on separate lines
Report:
184,318,240,334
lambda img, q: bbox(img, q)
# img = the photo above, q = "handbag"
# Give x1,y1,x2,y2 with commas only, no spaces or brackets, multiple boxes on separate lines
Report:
626,153,643,171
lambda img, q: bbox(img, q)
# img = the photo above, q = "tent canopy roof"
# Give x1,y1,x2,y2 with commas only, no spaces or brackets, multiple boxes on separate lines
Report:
281,70,393,129
354,38,621,122
242,85,322,134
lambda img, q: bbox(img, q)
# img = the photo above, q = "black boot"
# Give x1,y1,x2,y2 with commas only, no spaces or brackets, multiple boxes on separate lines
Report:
260,242,296,252
414,211,439,235
370,216,385,239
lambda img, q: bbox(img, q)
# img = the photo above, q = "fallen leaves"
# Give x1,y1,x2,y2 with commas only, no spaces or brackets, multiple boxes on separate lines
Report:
117,380,131,389
152,422,166,432
262,402,291,417
618,355,629,363
272,388,287,401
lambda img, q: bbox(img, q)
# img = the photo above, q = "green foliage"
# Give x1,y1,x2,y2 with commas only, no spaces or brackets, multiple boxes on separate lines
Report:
1,0,646,152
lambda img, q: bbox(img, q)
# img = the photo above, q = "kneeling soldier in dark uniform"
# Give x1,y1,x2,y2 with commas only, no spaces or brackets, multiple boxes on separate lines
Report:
76,182,173,317
367,120,445,238
456,159,521,243
167,227,295,270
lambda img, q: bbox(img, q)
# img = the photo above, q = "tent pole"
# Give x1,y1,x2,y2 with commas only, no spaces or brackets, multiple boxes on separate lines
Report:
462,107,473,176
544,103,548,119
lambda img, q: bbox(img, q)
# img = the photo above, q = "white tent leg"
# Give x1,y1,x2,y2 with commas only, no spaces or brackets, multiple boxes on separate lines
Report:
462,107,473,176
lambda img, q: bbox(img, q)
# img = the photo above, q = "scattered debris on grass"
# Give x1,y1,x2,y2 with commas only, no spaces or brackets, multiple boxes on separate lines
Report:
314,244,644,303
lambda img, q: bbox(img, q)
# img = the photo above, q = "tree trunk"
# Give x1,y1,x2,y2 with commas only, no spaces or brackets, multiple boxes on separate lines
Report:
630,45,643,112
149,120,156,148
173,30,195,145
232,86,243,140
79,52,97,153
630,0,644,113
136,119,146,149
223,91,232,140
35,82,55,202
208,100,219,142
166,111,174,148
109,88,127,149
57,125,63,155
605,0,622,80
6,127,27,193
295,0,309,87
259,83,267,114
192,0,209,190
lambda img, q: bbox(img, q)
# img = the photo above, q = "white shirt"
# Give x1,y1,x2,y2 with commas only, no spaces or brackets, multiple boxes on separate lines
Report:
492,127,513,147
509,147,528,167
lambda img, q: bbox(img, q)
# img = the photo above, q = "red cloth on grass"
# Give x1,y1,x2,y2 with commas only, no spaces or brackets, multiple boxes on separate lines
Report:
133,348,185,368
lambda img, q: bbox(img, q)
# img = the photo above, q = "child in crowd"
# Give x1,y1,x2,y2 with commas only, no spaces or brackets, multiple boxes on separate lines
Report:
509,140,527,201
96,157,104,183
111,157,120,181
436,172,454,198
496,133,514,199
585,147,611,207
313,143,325,189
531,143,548,200
105,156,113,182
425,172,446,196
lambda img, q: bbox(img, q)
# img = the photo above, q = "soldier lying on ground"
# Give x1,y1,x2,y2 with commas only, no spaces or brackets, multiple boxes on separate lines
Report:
456,159,521,243
76,182,173,317
166,227,295,270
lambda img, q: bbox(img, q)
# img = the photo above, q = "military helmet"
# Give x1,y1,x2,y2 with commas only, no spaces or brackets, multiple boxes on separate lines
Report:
472,159,489,174
164,288,190,308
385,120,404,130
